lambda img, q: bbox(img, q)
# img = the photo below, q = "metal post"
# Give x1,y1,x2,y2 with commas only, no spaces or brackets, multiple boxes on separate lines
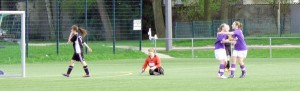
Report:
175,22,177,38
192,38,194,58
243,18,246,36
277,0,281,35
56,0,59,55
26,0,28,57
269,37,272,60
165,0,172,51
85,0,88,54
113,0,116,54
155,38,157,53
139,0,142,51
192,21,195,38
21,11,26,77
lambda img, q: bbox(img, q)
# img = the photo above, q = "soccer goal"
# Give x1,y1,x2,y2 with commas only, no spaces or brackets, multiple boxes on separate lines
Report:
0,11,26,77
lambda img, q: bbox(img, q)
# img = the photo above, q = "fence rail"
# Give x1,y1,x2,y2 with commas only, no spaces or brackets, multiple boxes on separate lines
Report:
154,37,300,59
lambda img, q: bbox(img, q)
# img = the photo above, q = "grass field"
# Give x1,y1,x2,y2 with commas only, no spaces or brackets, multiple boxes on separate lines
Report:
0,58,300,91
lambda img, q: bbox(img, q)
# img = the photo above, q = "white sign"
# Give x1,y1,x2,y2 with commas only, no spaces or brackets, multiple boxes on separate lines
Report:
133,19,141,30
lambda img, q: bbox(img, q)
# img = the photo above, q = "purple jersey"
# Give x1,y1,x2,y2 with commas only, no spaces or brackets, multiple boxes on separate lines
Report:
232,29,247,50
214,34,227,49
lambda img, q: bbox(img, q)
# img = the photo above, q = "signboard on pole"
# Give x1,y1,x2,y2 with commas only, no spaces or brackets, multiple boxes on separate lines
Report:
133,19,141,30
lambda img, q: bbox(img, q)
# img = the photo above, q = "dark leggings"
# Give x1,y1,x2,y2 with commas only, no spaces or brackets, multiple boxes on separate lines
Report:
149,67,164,75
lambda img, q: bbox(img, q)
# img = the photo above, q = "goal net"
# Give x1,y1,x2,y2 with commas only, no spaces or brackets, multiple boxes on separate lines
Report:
0,11,26,77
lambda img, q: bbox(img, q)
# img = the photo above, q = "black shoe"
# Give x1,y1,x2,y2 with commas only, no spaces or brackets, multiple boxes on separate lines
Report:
62,73,69,77
228,75,235,78
83,74,91,78
239,73,246,78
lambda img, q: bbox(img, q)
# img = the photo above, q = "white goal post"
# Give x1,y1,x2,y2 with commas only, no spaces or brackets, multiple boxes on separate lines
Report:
0,11,26,77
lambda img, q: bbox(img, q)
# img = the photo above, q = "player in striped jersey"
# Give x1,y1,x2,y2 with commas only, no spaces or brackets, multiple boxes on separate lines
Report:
63,25,92,77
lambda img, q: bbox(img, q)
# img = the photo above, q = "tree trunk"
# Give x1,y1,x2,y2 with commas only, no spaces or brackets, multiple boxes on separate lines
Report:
97,0,112,40
220,0,229,21
45,0,55,39
204,0,211,21
152,0,165,38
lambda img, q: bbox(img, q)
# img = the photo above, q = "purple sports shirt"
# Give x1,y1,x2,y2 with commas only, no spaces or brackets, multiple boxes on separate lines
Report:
215,34,227,50
232,29,247,50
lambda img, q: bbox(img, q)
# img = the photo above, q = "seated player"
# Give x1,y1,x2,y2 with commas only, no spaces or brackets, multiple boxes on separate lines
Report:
141,48,164,75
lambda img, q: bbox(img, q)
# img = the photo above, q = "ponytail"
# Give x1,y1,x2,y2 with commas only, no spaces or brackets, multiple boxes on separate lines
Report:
233,21,243,29
78,28,87,37
71,25,87,37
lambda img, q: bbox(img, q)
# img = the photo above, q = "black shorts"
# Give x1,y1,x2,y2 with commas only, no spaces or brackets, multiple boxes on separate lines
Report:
72,53,84,61
149,67,164,75
225,44,231,56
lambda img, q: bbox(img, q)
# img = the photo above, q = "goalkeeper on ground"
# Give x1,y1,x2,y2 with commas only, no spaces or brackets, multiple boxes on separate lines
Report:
141,48,164,75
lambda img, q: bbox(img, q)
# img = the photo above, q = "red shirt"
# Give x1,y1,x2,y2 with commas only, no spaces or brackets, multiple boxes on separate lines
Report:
142,55,161,70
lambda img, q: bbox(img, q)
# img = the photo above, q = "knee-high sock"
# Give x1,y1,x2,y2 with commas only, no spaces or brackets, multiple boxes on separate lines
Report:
67,66,73,74
226,61,230,69
231,64,236,75
83,66,89,75
219,64,225,76
240,65,246,75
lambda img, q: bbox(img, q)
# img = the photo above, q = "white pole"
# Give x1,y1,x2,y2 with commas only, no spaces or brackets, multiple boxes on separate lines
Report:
0,11,26,77
192,38,194,58
269,37,272,61
21,11,26,77
154,38,157,54
277,0,281,35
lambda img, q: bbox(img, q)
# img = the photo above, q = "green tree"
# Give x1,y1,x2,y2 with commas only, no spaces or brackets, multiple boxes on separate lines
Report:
204,0,211,21
175,0,221,21
220,0,229,20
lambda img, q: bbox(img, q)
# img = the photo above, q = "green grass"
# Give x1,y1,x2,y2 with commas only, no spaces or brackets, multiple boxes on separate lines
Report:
0,58,300,91
159,48,300,58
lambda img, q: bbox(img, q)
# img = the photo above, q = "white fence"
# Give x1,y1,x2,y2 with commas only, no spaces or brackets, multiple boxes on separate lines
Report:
154,37,300,59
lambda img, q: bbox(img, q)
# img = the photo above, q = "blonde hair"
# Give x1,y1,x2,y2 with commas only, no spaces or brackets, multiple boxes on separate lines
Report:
217,23,228,32
72,25,87,37
233,21,243,29
148,48,155,52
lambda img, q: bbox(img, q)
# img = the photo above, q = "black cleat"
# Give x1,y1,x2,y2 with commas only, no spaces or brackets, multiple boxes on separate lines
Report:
83,74,91,78
228,75,235,78
62,73,69,77
239,73,246,78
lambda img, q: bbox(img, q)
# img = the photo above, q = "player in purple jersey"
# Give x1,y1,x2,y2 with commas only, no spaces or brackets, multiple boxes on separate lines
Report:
214,23,236,79
63,25,93,77
219,21,247,78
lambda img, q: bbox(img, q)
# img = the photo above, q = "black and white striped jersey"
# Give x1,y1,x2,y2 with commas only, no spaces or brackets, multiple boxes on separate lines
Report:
71,34,85,53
